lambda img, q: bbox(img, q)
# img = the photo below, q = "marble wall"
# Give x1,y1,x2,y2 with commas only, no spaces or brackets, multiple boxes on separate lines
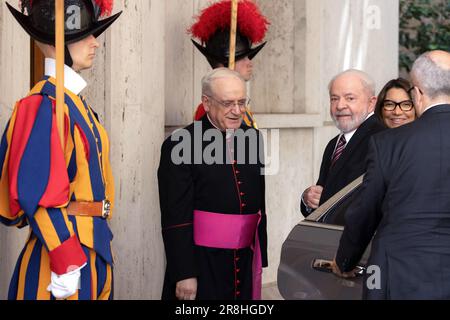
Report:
0,2,30,298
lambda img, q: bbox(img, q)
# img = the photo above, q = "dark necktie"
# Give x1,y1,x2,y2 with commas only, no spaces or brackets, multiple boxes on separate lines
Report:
331,135,346,167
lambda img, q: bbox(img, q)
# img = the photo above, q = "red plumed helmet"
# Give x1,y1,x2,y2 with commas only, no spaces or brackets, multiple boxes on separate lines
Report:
189,0,270,67
190,0,269,44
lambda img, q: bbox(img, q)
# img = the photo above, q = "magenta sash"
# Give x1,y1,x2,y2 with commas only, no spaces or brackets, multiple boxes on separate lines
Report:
193,210,262,300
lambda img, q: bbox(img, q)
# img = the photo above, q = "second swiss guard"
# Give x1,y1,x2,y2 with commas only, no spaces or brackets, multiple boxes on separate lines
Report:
189,0,270,128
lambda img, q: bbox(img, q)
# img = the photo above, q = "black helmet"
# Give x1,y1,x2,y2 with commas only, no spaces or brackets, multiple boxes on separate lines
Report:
191,30,266,67
6,0,122,45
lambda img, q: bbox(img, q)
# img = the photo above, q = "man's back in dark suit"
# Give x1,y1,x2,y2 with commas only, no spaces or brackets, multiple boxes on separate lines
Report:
334,50,450,299
301,70,385,224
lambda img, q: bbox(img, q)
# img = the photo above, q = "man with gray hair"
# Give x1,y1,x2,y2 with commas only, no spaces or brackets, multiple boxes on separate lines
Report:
158,68,267,300
300,69,385,224
332,50,450,299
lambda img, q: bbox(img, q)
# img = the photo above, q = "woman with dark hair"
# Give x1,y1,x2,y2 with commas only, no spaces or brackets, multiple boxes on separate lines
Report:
375,78,416,128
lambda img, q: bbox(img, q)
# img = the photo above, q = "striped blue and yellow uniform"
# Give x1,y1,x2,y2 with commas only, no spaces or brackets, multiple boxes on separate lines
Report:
0,77,115,300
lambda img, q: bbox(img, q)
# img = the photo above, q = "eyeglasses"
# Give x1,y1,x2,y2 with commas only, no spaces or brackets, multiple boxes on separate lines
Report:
206,95,250,109
382,99,414,111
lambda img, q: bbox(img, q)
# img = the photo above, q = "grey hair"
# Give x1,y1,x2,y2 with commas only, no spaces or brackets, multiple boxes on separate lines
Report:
328,69,376,96
411,52,450,99
202,67,246,97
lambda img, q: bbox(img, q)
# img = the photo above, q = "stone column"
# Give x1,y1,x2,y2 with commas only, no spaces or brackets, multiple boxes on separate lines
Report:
0,3,30,299
104,0,166,299
307,0,399,121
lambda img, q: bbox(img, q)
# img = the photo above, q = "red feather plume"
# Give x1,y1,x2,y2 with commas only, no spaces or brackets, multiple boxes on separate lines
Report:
189,0,270,44
93,0,114,16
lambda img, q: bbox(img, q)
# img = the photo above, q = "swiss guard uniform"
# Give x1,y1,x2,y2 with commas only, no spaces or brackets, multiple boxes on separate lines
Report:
0,0,121,300
189,0,270,129
158,115,268,300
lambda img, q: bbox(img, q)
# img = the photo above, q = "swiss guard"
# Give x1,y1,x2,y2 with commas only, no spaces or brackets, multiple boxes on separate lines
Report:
0,0,121,300
189,0,270,128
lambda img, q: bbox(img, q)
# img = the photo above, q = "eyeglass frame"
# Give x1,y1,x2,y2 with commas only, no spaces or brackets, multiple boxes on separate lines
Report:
407,85,424,97
204,95,251,109
382,99,415,112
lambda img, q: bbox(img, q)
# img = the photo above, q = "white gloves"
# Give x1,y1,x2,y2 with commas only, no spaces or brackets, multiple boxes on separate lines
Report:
47,264,86,299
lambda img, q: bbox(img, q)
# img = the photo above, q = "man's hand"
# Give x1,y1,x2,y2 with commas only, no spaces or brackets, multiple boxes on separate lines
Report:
331,259,357,278
303,185,323,209
176,278,197,300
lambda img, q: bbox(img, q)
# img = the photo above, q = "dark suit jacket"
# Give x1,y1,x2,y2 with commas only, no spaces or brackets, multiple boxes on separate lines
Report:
301,115,385,223
336,104,450,299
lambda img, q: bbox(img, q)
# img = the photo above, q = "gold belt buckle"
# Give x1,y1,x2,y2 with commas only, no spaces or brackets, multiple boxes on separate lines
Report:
102,200,111,219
